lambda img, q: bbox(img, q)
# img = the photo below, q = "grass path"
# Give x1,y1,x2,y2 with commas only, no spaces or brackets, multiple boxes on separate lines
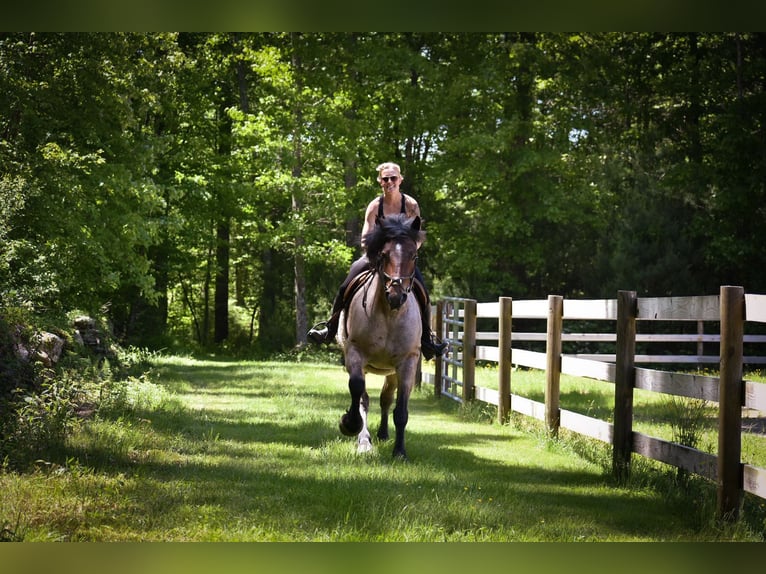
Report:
2,356,762,541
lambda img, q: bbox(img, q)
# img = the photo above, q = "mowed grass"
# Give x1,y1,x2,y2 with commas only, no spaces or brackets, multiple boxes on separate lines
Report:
458,364,766,470
2,356,764,541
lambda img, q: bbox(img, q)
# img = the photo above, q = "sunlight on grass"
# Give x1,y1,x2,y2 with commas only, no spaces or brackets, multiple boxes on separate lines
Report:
2,356,764,541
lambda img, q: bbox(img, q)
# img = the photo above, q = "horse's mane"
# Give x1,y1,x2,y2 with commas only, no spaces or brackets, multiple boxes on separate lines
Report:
364,214,425,266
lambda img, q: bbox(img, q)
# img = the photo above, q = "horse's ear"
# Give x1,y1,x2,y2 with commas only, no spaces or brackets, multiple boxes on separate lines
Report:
411,216,421,231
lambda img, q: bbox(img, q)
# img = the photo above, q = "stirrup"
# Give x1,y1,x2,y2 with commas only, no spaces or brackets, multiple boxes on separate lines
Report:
307,321,330,345
421,334,447,360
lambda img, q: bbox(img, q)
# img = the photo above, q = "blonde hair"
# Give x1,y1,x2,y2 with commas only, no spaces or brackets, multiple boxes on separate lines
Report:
376,162,403,182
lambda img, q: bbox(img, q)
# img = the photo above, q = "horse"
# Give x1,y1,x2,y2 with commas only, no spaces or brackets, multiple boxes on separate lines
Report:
336,213,425,459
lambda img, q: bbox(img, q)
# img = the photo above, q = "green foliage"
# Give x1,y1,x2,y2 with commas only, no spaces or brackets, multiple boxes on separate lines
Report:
0,308,81,469
662,396,710,450
1,376,81,468
3,33,766,353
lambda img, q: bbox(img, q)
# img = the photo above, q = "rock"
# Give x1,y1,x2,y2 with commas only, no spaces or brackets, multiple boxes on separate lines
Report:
12,329,64,367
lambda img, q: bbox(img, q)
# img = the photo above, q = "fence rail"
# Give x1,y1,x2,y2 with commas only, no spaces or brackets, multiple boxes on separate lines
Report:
424,287,766,521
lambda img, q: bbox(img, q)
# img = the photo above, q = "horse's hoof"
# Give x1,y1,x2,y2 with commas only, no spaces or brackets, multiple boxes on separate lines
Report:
392,449,408,461
376,428,389,441
339,411,362,436
357,438,373,453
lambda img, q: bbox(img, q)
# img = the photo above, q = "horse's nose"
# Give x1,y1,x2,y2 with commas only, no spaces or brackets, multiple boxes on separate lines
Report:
388,291,407,310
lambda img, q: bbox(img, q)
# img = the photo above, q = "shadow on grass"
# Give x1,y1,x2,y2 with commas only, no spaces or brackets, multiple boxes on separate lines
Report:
56,359,736,540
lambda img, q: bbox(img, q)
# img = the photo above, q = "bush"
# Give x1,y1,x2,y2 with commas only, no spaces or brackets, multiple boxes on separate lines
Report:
0,375,81,469
0,306,164,471
0,308,37,400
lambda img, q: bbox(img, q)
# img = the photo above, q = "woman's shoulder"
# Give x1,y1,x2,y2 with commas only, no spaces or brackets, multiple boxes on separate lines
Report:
403,194,421,214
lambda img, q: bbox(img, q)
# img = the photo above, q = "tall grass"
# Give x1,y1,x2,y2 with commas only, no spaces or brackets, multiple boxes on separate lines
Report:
1,355,764,541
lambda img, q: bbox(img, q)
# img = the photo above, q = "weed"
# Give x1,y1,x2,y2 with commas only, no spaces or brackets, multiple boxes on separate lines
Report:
663,395,709,450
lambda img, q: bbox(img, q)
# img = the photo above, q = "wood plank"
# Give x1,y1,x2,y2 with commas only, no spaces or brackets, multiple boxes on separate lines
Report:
743,464,766,499
511,299,549,319
745,380,766,412
564,298,618,320
499,332,766,343
475,385,499,406
476,301,500,318
476,345,499,362
561,355,616,382
511,348,547,370
570,354,766,364
637,294,721,321
632,432,718,481
560,409,613,443
476,331,500,341
745,294,766,324
511,332,547,341
634,367,720,402
510,393,546,421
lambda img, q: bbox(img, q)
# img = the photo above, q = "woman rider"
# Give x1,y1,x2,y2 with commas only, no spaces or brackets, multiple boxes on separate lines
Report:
307,161,447,359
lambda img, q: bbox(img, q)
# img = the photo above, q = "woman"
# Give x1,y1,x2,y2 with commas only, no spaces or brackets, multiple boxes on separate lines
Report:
307,161,446,359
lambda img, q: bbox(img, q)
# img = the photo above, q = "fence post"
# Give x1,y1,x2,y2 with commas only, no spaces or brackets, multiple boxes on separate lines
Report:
463,299,477,402
545,295,563,437
717,285,745,521
434,301,444,399
613,290,637,483
498,297,512,424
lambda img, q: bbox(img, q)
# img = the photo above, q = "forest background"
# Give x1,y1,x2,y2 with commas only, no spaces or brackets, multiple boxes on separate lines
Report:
2,32,765,355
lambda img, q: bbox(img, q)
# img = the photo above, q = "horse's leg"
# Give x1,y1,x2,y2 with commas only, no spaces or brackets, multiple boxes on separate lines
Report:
356,390,372,453
339,350,365,437
339,373,365,437
377,374,397,441
392,355,420,460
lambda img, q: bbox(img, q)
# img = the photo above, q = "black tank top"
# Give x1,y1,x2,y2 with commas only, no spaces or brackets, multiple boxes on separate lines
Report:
377,193,407,219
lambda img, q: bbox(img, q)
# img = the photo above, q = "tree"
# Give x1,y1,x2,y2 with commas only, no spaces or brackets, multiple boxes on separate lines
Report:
4,33,766,353
1,33,170,321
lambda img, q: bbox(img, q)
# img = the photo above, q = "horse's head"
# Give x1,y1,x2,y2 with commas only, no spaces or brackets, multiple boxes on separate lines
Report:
364,214,424,310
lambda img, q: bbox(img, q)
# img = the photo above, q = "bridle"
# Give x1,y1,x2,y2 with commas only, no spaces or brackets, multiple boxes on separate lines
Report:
362,259,417,311
362,233,420,312
378,239,418,296
380,262,417,295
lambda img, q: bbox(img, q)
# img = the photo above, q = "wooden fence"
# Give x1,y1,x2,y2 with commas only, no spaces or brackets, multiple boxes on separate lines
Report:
422,286,766,521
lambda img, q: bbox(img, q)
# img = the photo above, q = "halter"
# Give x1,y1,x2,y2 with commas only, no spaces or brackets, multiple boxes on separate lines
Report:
379,254,417,295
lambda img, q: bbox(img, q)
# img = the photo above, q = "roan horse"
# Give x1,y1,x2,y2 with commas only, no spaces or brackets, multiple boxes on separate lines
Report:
337,213,425,459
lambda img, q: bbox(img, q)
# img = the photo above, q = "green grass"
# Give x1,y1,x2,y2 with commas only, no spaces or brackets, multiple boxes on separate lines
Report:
460,364,766,469
1,356,765,541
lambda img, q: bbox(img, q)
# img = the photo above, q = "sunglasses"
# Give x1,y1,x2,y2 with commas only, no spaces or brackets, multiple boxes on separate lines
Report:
380,176,399,183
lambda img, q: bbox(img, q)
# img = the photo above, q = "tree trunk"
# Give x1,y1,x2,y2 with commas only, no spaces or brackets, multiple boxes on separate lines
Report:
214,218,230,344
213,68,234,345
291,33,309,346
